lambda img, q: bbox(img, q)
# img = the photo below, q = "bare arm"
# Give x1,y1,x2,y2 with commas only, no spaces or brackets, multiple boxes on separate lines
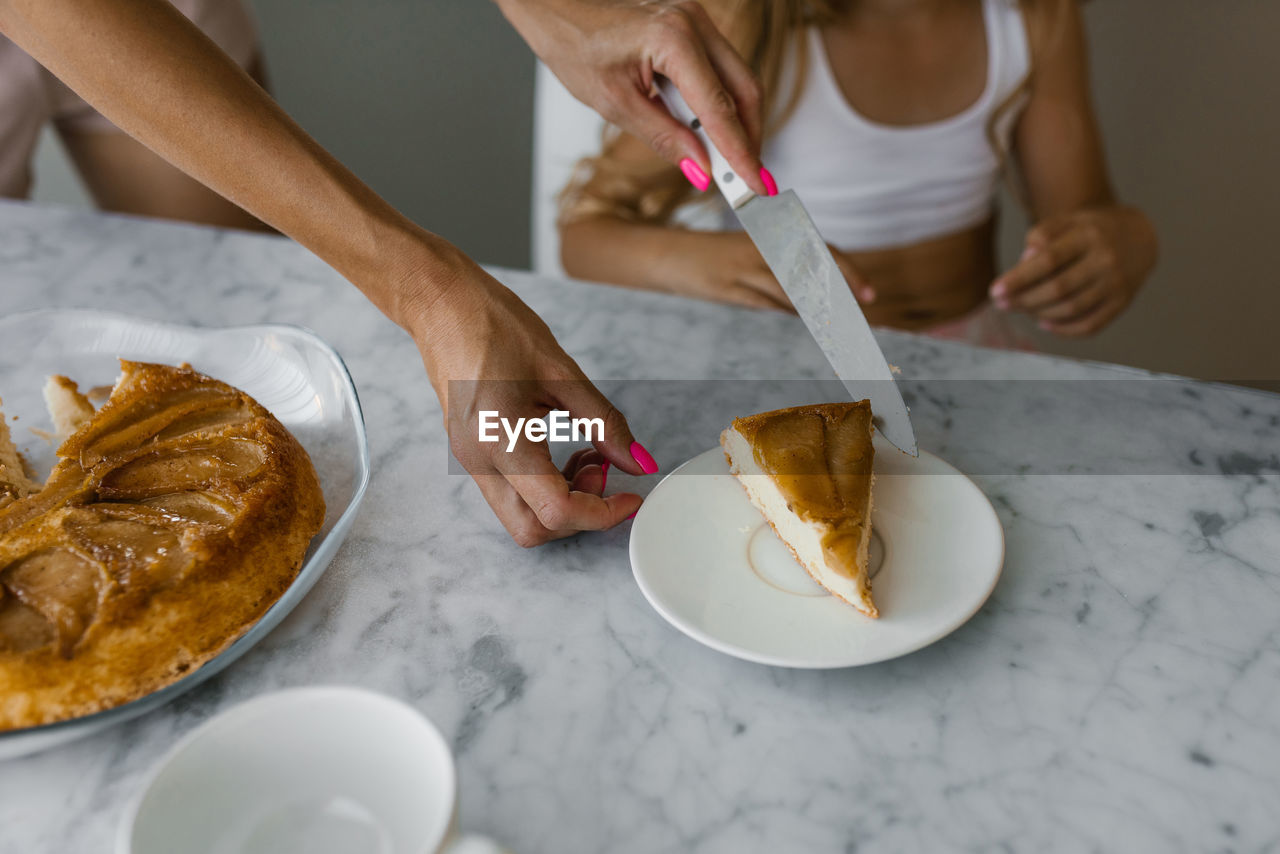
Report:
562,125,870,311
0,0,650,545
991,0,1158,337
0,0,426,318
559,128,790,309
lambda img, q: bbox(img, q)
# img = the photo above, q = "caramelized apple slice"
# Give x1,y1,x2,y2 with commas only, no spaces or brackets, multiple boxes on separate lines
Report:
65,516,192,590
70,386,240,468
138,490,237,526
152,403,253,443
1,548,103,656
97,439,267,499
0,592,56,653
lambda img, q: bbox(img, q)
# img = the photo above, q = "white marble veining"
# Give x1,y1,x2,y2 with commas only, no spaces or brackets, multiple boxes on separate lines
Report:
1,200,1278,853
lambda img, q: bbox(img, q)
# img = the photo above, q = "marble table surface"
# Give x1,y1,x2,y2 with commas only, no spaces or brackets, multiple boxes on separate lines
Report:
1,200,1278,853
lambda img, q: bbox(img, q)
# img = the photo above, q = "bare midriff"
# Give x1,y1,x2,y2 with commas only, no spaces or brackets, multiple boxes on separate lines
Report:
845,217,997,331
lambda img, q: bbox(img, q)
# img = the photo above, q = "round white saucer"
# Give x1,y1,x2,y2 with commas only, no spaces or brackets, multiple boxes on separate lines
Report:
629,437,1004,668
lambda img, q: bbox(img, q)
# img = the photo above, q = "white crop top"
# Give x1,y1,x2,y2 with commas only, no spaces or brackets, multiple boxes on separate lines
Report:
745,0,1031,251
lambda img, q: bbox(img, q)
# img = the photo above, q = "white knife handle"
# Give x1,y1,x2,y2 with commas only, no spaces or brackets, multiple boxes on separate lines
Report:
655,77,756,210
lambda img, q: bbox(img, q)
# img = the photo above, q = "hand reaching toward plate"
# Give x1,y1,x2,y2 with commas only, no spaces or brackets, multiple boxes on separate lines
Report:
990,206,1158,337
406,249,652,547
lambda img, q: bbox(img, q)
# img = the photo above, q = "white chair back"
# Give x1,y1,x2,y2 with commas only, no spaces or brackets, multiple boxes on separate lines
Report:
530,63,606,276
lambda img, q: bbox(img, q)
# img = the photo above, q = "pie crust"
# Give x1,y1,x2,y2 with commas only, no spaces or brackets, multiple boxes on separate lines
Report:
0,361,325,730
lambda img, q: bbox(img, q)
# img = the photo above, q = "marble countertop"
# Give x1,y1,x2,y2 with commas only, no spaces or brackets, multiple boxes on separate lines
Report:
1,201,1278,853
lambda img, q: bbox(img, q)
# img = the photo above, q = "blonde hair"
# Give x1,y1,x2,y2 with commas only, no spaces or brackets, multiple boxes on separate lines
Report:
560,0,1070,226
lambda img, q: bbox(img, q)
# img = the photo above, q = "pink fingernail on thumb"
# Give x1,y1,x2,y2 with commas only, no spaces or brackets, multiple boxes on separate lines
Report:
680,159,710,192
600,460,609,490
630,441,659,474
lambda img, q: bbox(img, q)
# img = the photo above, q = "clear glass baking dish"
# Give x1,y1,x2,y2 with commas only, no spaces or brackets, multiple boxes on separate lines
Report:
0,310,369,759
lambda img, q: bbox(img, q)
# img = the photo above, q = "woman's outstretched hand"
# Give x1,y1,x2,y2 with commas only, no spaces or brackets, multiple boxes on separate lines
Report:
0,0,661,546
496,0,767,196
404,245,652,546
990,206,1158,337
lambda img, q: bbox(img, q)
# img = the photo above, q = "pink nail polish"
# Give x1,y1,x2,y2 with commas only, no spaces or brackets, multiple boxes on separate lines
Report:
626,509,638,520
600,460,609,490
1020,246,1038,261
630,441,659,474
990,283,1007,299
679,158,711,192
759,167,778,197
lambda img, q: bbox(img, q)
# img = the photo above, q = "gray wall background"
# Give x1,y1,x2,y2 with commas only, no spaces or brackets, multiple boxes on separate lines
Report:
31,0,1280,382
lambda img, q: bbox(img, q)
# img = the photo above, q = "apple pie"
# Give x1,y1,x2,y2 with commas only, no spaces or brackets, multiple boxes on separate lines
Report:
0,361,325,730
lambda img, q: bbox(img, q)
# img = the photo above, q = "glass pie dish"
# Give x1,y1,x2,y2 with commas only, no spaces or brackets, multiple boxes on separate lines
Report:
0,310,369,759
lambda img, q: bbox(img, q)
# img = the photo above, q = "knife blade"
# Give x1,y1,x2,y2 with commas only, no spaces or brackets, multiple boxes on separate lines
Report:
656,79,917,456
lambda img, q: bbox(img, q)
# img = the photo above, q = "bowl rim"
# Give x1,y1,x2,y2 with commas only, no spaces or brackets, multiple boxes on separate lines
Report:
115,685,458,854
0,309,372,744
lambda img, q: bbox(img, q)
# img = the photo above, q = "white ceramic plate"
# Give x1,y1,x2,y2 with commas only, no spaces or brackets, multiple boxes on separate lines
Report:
0,310,370,759
630,437,1004,668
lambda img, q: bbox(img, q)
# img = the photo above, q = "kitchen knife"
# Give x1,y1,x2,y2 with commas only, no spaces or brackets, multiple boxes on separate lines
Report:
656,79,918,456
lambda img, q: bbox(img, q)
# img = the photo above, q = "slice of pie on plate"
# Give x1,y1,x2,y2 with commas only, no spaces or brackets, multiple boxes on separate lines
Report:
721,401,877,618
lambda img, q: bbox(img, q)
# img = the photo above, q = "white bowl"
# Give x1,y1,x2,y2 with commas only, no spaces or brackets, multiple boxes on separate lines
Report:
0,310,370,759
119,687,504,854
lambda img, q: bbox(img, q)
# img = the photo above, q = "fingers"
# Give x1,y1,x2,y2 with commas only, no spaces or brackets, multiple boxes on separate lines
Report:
495,449,642,537
568,462,607,495
991,228,1091,302
1038,296,1126,338
729,261,793,311
726,283,793,312
1031,277,1109,323
827,244,875,304
562,447,607,495
683,1,764,152
649,4,766,195
1002,251,1108,313
561,446,604,479
1024,214,1074,251
551,378,657,477
470,467,640,548
617,90,719,186
491,441,640,540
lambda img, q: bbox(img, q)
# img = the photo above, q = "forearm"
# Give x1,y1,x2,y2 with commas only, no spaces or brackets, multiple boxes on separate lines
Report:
0,0,447,330
561,218,695,292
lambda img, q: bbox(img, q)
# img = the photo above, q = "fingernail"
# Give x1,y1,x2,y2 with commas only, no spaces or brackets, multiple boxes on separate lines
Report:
990,282,1007,299
1020,246,1038,261
626,510,638,520
994,298,1011,311
630,441,659,474
1038,321,1053,331
860,288,876,304
679,158,710,192
759,167,778,197
600,460,609,490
